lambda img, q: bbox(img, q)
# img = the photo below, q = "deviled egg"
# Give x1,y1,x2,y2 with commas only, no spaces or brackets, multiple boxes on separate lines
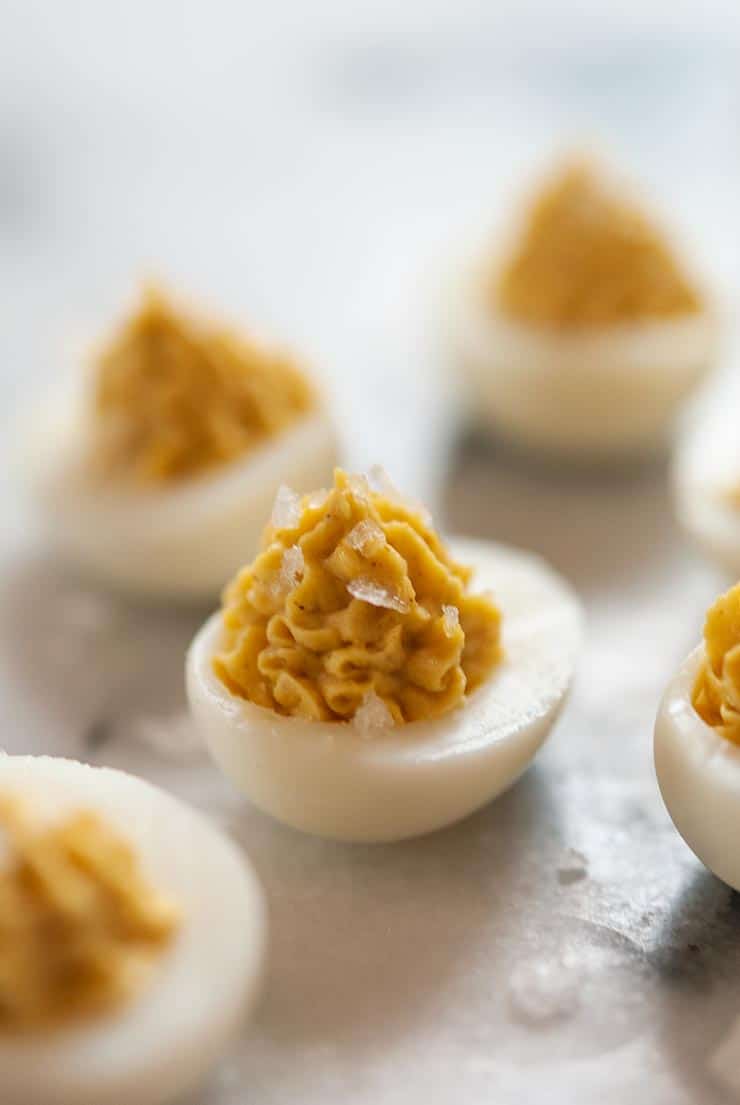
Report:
673,406,740,575
655,583,740,890
26,285,337,599
0,754,266,1105
187,467,583,842
450,158,718,460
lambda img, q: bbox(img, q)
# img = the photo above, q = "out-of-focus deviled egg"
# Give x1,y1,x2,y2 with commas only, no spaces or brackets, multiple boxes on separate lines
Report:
0,754,266,1105
450,157,719,461
26,285,337,600
187,467,583,842
655,583,740,890
673,408,740,575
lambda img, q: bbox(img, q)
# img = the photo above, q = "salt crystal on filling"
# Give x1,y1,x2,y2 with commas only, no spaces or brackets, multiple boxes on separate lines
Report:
347,577,409,614
306,488,329,510
367,464,432,527
271,484,301,530
346,519,385,555
441,604,460,637
353,690,394,736
270,545,304,599
347,473,371,501
281,545,305,589
367,464,399,499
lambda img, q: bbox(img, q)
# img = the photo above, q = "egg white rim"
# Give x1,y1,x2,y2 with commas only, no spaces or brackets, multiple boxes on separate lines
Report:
30,402,336,538
187,537,584,839
449,260,720,379
190,539,582,761
655,645,740,887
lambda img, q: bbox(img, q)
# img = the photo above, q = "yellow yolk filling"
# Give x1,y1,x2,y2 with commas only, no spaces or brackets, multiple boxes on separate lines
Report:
693,582,740,744
93,286,315,484
0,797,179,1030
493,161,702,329
214,469,502,724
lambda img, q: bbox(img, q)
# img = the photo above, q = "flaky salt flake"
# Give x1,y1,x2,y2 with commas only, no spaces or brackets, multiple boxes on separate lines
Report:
346,519,385,555
306,488,329,510
367,464,432,527
271,484,301,530
347,473,371,501
353,690,394,736
269,544,305,599
347,577,409,614
367,464,400,499
441,604,459,637
281,545,305,589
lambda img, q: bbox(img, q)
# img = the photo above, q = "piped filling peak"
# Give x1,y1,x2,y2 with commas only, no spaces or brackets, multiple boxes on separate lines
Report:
493,160,702,329
92,285,314,484
214,469,502,724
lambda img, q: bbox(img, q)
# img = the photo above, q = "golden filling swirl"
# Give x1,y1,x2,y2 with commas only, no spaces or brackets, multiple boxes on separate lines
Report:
693,583,740,745
0,797,179,1030
493,161,702,329
214,469,502,724
92,285,315,484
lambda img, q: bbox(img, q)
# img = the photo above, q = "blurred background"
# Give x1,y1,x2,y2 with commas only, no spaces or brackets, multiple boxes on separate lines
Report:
3,3,740,1102
3,0,740,514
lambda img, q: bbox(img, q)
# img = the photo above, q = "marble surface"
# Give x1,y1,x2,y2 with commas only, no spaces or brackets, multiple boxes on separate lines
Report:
2,4,740,1102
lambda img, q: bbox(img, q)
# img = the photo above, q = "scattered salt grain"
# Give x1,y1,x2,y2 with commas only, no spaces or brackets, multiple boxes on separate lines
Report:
508,955,582,1026
557,847,588,885
347,577,409,614
271,484,301,530
346,519,385,555
353,690,394,736
441,604,459,637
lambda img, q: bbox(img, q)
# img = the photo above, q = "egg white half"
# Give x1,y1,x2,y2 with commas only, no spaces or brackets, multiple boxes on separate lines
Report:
0,755,266,1105
25,388,338,601
186,538,583,843
654,645,740,892
449,266,718,461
